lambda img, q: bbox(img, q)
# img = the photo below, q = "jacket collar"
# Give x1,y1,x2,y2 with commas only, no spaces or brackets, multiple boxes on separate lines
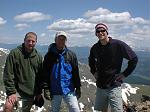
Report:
17,43,37,57
98,37,112,46
48,43,68,55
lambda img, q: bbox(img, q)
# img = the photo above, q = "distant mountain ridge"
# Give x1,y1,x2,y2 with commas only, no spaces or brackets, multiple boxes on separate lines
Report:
0,45,150,111
0,43,150,86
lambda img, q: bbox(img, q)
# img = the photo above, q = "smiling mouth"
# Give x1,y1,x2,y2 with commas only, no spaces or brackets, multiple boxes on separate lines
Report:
99,35,105,37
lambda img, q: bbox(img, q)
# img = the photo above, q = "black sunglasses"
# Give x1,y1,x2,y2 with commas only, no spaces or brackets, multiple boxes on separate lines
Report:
96,30,106,33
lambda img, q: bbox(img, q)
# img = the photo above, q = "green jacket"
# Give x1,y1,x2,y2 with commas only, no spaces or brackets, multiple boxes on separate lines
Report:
3,44,43,96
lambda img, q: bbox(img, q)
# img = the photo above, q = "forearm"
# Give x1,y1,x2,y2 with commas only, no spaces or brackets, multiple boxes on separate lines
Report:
88,56,96,74
123,57,138,77
90,66,96,75
3,58,16,96
3,78,16,96
42,68,50,89
3,72,16,96
72,67,81,89
42,58,50,89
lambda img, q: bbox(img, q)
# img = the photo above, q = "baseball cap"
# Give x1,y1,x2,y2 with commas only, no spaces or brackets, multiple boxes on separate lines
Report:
55,31,67,39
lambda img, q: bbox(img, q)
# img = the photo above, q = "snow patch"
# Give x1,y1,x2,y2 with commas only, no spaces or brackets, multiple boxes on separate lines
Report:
121,83,139,104
81,76,96,87
79,102,85,111
0,48,9,55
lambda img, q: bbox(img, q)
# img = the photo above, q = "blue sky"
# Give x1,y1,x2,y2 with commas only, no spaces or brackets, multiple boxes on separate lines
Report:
0,0,150,50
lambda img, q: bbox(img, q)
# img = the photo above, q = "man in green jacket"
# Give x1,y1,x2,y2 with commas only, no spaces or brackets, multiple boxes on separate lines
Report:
3,32,43,112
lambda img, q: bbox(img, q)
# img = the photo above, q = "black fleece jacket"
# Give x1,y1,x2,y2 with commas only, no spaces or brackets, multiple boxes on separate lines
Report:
89,37,138,88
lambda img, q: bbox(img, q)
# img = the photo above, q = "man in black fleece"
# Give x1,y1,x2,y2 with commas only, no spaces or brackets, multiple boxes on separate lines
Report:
89,23,138,112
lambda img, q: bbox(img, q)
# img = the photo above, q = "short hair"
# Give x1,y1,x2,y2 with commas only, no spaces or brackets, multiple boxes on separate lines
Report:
24,32,37,41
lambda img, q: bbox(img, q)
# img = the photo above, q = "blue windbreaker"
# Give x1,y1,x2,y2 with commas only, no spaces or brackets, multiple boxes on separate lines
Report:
50,47,74,95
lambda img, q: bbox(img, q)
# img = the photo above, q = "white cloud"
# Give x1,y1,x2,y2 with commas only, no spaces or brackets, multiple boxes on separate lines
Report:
132,17,150,24
86,12,131,24
127,25,150,41
46,7,150,48
40,33,46,37
15,23,30,30
47,18,96,46
111,24,150,50
132,26,150,36
47,18,94,34
0,17,7,26
84,7,150,26
37,32,55,45
84,7,111,18
14,12,51,22
84,8,131,24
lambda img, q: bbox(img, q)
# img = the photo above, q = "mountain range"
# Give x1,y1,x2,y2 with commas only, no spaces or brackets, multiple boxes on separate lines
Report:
0,43,150,111
0,43,150,86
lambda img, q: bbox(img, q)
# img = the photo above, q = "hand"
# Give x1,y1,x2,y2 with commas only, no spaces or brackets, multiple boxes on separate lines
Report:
34,94,42,101
75,88,81,100
7,94,18,105
115,73,125,82
33,94,44,107
44,89,51,100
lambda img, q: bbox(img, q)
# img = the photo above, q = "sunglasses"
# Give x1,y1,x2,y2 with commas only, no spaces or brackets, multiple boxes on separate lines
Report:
96,30,106,33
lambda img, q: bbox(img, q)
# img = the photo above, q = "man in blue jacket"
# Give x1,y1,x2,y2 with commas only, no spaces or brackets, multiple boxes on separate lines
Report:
43,31,81,112
89,23,138,112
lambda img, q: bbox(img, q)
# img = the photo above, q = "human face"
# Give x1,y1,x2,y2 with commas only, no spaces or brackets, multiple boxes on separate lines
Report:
55,35,66,50
96,28,108,41
24,35,37,52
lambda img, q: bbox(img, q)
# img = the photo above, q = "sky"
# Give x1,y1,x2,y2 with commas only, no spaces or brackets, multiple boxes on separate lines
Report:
0,0,150,50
